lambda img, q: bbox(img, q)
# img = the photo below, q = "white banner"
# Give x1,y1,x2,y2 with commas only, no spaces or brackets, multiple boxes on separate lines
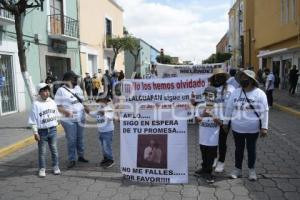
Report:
156,63,227,78
120,108,188,184
120,76,209,183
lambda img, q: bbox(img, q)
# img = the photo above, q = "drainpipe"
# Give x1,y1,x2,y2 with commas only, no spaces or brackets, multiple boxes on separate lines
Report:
76,0,82,77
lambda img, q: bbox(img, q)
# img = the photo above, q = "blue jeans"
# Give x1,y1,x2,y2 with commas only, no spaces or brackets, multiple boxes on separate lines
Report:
99,131,113,160
61,120,85,161
38,127,59,169
233,131,259,169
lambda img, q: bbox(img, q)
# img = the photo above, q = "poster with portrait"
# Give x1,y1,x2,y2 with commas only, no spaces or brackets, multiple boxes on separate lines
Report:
120,76,209,183
120,108,188,184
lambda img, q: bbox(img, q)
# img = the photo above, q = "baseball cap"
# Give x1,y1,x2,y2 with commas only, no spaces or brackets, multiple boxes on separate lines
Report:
36,83,50,93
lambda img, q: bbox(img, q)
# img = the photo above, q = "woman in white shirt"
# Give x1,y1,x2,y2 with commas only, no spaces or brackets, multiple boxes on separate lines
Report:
224,70,269,181
55,71,90,169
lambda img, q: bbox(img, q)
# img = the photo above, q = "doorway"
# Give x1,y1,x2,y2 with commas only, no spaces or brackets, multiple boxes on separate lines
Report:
46,56,71,81
0,54,16,115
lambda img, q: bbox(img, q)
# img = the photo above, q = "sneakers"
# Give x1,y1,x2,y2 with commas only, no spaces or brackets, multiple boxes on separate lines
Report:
194,168,206,177
215,162,225,173
78,157,89,163
67,161,76,169
230,168,242,179
100,157,109,166
38,168,46,177
205,174,215,184
212,158,218,168
53,166,61,175
248,168,257,181
102,160,115,168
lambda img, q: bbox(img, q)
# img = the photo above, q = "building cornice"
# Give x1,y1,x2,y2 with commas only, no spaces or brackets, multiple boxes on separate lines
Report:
108,0,124,12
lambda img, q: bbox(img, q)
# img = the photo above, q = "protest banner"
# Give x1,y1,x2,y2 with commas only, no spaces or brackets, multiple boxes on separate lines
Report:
120,76,208,183
156,63,227,78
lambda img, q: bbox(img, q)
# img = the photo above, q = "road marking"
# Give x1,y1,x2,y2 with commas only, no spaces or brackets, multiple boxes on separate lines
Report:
273,103,300,118
0,125,64,159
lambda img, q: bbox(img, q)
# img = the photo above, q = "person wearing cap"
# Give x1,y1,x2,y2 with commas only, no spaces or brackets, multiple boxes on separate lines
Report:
194,86,223,183
54,70,90,169
209,68,236,173
224,70,269,181
88,95,115,168
28,83,61,177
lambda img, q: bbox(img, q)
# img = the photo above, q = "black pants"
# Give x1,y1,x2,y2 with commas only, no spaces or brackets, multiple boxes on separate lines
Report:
200,145,217,174
266,90,273,107
289,84,297,95
233,131,259,169
85,87,92,97
218,126,228,162
92,88,98,97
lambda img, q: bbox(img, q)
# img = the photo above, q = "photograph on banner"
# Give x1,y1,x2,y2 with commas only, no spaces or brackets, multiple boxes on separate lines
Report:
156,63,227,78
120,109,188,184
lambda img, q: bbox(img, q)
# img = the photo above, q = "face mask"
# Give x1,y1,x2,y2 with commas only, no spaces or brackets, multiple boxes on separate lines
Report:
240,79,250,88
212,77,226,87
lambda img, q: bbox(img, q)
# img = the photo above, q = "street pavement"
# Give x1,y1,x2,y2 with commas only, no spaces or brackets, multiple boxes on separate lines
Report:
0,109,300,200
274,89,300,112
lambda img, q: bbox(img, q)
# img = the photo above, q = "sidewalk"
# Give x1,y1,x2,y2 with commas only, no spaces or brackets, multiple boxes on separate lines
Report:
273,89,300,117
0,112,32,149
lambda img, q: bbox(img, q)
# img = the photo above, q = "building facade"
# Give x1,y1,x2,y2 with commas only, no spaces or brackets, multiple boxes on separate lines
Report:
255,0,300,90
79,0,124,77
125,39,159,79
216,32,229,53
0,0,80,115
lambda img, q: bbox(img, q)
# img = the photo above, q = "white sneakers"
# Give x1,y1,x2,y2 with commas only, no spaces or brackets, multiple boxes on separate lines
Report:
39,168,46,177
230,168,242,179
248,169,257,181
213,158,218,168
38,167,61,177
215,162,225,173
53,166,61,175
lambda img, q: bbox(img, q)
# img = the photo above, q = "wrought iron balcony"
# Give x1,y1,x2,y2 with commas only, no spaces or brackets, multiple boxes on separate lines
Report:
0,8,14,26
48,14,78,41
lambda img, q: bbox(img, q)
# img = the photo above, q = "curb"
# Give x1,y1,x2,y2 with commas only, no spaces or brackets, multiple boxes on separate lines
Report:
273,103,300,118
0,125,64,159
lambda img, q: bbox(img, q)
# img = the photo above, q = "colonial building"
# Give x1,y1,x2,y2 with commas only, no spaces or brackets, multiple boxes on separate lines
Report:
79,0,124,76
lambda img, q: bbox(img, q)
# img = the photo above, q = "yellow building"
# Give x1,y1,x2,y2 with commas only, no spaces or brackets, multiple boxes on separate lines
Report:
255,0,300,89
79,0,124,76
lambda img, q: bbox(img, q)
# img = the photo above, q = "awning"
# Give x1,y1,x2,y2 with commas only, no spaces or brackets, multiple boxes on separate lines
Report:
257,44,300,58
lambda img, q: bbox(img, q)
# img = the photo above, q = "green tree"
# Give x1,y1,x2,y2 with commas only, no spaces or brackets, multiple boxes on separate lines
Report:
124,36,143,72
156,55,172,64
107,36,128,71
0,0,45,101
203,52,232,64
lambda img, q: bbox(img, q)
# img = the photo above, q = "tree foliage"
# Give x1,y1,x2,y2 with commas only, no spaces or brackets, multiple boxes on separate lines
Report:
156,54,172,64
124,36,142,72
202,52,232,64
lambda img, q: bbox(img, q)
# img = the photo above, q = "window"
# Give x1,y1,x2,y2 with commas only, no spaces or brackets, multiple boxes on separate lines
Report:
290,0,296,21
281,0,296,24
105,18,112,36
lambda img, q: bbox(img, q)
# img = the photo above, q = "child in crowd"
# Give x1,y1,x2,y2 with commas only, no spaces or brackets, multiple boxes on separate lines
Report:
194,86,223,183
89,96,115,168
28,83,60,177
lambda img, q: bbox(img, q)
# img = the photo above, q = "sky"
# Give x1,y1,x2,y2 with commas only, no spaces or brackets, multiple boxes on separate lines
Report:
115,0,233,63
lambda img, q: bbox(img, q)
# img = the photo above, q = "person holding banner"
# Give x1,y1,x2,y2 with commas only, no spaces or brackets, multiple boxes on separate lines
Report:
224,70,268,181
89,96,115,168
209,68,235,173
194,86,223,183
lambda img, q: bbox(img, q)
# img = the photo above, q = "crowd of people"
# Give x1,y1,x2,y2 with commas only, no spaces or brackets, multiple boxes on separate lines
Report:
29,65,298,183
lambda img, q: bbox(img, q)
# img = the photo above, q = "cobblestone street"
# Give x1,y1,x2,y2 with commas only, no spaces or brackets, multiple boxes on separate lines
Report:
0,109,299,200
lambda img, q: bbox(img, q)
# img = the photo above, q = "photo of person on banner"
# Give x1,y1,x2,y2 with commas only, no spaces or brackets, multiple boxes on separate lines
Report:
137,135,167,169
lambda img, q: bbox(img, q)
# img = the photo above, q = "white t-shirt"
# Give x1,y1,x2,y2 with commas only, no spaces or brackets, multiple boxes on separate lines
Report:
89,104,114,132
195,104,221,146
54,86,85,122
225,88,269,133
266,73,275,91
227,77,240,89
28,97,59,130
215,84,236,117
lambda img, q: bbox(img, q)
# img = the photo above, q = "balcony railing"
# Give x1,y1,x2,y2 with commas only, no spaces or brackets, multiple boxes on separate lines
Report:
0,8,14,26
48,14,78,41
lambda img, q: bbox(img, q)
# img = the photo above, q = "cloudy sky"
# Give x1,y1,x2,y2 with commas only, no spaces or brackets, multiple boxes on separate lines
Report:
115,0,233,63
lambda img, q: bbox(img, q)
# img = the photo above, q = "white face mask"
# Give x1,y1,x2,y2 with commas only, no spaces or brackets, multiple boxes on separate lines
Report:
205,92,216,106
